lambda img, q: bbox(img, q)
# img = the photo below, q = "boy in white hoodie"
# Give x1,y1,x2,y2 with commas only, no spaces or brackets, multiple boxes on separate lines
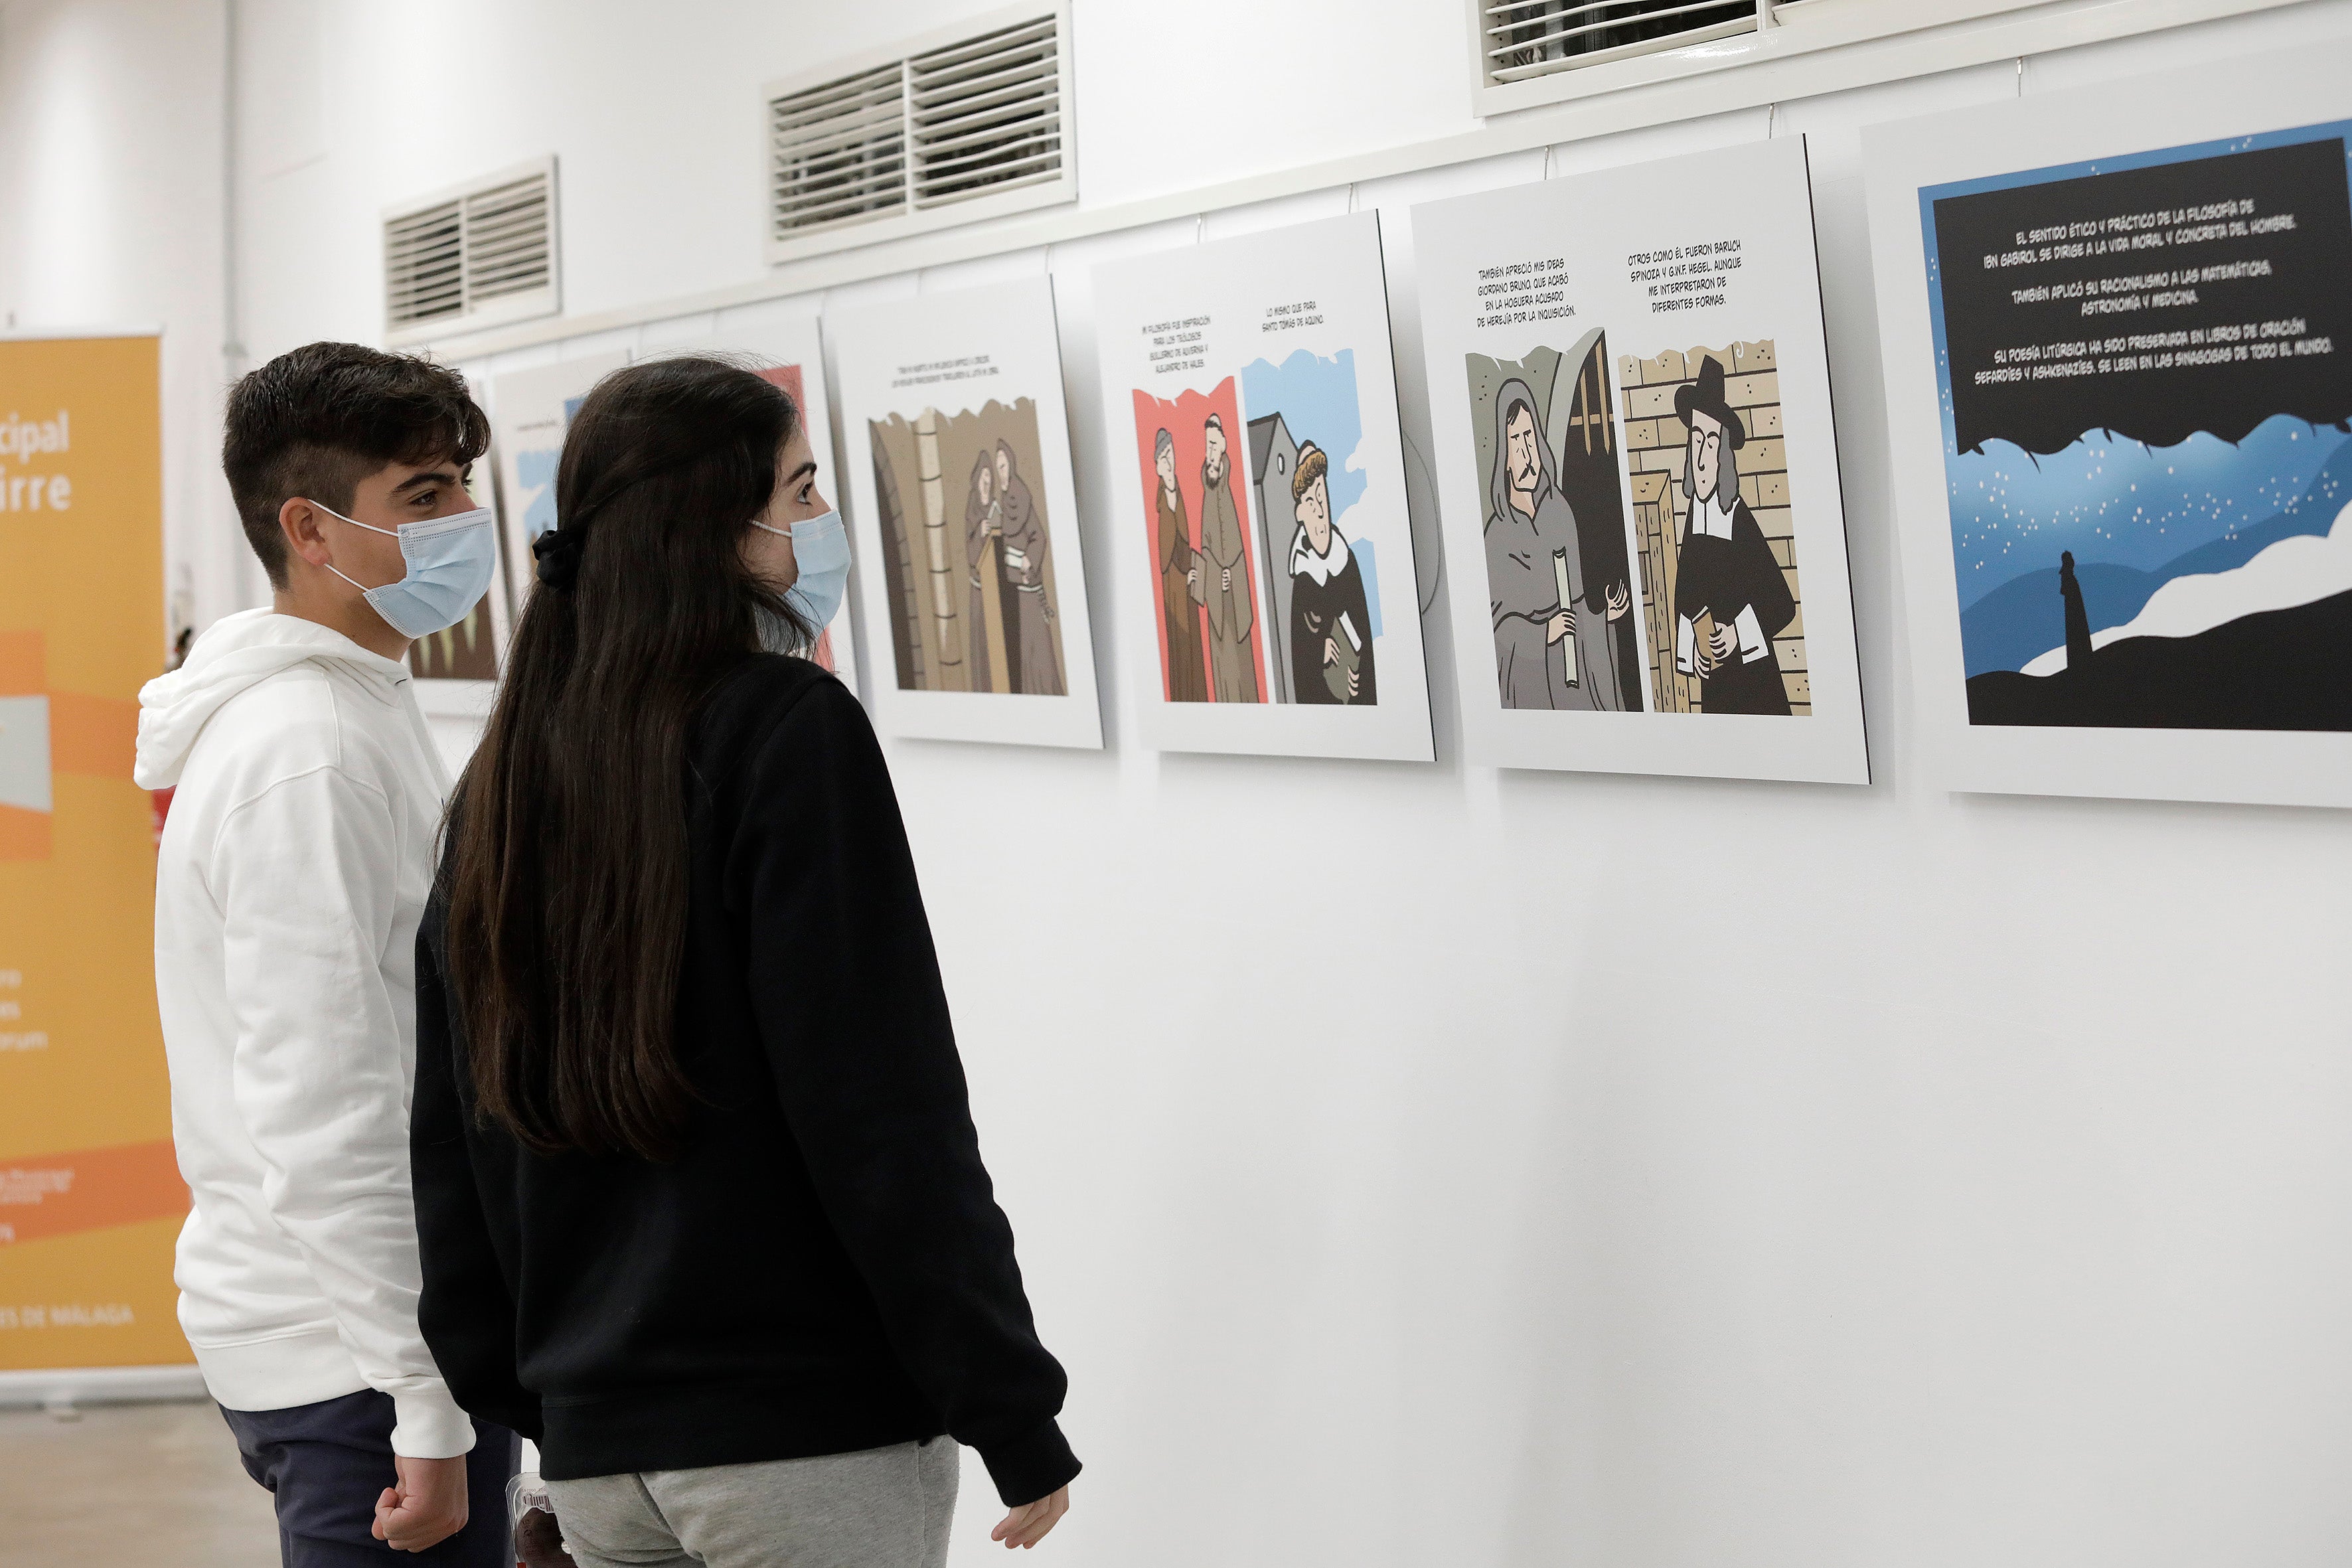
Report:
135,343,516,1563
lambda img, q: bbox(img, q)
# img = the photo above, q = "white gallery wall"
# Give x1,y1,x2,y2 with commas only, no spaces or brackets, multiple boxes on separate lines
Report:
7,1,2352,1564
0,0,250,639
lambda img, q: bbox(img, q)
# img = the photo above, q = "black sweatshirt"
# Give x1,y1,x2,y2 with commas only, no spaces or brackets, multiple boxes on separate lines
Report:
410,655,1079,1506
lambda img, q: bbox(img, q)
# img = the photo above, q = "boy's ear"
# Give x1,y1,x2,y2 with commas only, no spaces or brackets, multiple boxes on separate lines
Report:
279,499,333,569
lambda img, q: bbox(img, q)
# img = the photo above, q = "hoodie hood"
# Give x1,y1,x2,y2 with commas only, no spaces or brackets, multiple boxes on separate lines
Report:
134,609,412,790
1488,376,1557,528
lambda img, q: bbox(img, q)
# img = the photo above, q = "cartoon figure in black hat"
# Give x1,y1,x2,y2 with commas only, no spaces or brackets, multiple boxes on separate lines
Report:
1672,354,1795,715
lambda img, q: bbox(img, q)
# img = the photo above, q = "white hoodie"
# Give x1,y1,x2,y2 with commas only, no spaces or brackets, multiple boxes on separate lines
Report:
135,609,471,1458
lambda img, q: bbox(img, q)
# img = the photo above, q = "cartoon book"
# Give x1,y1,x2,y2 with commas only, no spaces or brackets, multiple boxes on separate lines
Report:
1324,609,1364,704
1551,549,1578,688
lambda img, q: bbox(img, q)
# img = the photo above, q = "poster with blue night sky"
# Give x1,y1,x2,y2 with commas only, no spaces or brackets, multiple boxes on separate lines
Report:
1923,124,2352,732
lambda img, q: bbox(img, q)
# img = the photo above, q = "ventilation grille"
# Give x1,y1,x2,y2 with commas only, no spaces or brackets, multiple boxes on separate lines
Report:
771,64,908,238
764,5,1073,263
1482,0,1758,86
383,158,560,343
384,201,463,329
463,171,554,304
909,17,1062,208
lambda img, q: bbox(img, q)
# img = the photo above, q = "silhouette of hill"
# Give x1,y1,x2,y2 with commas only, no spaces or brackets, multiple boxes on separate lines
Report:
1957,437,2352,676
1959,562,2156,677
1965,588,2352,730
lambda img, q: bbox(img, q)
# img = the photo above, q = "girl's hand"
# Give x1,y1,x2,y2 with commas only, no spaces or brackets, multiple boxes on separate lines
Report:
992,1486,1070,1550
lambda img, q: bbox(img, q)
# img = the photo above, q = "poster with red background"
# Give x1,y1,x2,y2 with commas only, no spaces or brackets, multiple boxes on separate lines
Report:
1129,378,1269,704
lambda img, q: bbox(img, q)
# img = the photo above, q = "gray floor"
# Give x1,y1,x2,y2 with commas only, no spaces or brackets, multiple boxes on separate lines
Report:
0,1399,279,1566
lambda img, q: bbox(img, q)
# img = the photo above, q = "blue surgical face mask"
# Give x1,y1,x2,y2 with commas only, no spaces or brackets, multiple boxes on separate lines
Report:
313,499,499,640
751,509,850,639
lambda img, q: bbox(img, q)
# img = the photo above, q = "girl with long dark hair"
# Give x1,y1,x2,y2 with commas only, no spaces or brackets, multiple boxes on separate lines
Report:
410,356,1077,1566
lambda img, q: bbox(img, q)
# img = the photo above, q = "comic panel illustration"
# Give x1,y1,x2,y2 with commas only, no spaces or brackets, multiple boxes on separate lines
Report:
1417,135,1866,781
868,398,1067,696
1620,341,1810,716
1926,131,2352,732
1129,378,1270,705
1464,329,1645,713
1238,350,1383,708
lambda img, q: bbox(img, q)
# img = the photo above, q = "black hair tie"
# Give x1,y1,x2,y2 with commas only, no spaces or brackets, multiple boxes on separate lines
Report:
532,526,588,589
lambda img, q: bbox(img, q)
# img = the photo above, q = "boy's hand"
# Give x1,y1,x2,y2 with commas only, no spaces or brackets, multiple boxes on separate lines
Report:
372,1454,469,1552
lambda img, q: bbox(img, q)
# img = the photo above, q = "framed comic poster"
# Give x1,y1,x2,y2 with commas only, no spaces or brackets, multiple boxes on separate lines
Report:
1410,136,1867,783
1090,212,1435,761
829,277,1104,750
635,321,860,693
1864,41,2352,808
489,351,628,618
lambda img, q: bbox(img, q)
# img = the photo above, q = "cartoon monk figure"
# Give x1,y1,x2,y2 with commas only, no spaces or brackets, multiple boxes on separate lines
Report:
1484,378,1623,710
1153,428,1209,702
964,450,999,690
994,439,1063,696
1188,413,1260,703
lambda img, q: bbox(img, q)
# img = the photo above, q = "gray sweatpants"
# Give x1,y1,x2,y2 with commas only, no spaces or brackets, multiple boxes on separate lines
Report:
544,1439,959,1568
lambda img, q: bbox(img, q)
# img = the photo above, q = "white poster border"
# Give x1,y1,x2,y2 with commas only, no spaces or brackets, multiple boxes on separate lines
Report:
828,277,1105,751
1411,135,1869,784
1862,39,2352,809
1091,210,1437,762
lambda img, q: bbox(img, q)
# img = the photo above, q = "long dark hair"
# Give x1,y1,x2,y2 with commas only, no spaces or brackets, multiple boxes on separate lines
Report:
445,355,809,1160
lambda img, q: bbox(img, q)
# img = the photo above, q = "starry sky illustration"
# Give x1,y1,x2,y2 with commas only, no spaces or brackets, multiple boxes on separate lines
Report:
1945,414,2351,609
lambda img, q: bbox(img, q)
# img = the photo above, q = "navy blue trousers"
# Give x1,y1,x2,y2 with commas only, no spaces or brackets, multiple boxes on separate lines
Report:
220,1389,519,1567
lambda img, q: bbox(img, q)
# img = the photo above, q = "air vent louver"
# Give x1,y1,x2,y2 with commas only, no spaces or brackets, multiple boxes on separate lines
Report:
771,64,909,238
1482,0,1757,86
463,171,553,303
763,5,1074,266
384,200,464,329
909,17,1062,207
382,158,560,345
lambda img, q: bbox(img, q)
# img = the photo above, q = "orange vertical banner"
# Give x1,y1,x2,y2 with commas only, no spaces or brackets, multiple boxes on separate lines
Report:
0,333,190,1371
